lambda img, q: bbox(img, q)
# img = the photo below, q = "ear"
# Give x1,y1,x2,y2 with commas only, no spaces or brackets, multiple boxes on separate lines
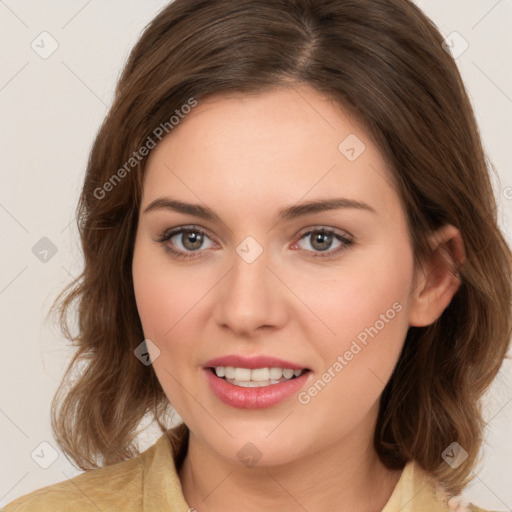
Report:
409,224,466,327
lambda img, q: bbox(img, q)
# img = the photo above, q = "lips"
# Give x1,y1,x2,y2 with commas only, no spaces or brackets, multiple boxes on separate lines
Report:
204,354,309,371
204,367,311,409
202,354,312,409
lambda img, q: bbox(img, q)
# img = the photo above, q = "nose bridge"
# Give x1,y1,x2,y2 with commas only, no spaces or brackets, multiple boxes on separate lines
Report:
215,237,286,333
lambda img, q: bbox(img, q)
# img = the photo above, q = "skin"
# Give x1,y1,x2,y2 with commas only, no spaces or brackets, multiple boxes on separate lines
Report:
132,85,465,512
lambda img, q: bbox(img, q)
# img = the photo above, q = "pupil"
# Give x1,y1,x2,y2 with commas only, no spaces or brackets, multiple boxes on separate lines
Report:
183,231,203,250
312,232,332,251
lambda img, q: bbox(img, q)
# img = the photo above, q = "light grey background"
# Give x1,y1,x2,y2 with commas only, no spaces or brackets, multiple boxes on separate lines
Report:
0,1,511,509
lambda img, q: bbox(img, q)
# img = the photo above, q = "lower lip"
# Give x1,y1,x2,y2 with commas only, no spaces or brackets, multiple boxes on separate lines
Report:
204,368,310,409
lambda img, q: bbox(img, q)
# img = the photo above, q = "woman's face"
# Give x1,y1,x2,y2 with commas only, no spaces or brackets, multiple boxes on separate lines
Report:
132,85,418,466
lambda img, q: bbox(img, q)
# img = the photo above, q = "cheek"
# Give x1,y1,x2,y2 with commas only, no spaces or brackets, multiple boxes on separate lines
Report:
132,243,202,403
132,238,190,339
305,266,409,326
294,261,412,428
298,242,414,370
132,237,220,355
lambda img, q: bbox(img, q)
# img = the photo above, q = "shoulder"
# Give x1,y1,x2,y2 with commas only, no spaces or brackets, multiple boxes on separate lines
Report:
383,460,500,512
451,498,499,512
1,437,165,512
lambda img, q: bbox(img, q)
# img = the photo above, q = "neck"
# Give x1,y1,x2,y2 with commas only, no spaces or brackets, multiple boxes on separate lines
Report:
178,416,403,512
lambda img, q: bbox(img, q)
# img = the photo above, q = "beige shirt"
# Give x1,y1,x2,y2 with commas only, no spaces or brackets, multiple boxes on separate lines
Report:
2,422,492,511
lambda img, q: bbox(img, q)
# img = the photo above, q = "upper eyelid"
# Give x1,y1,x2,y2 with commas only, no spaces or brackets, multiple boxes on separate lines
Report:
162,225,216,242
295,225,352,240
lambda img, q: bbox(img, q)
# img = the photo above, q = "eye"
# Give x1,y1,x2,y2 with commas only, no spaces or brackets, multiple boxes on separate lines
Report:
157,225,354,261
157,225,216,260
293,227,353,258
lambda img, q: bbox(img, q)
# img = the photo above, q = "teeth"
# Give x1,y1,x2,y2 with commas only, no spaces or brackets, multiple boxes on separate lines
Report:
214,366,304,382
251,368,270,381
234,368,251,381
282,369,294,379
230,380,283,388
269,367,283,380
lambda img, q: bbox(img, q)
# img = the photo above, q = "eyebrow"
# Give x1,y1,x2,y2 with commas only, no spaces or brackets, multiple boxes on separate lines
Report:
143,196,376,222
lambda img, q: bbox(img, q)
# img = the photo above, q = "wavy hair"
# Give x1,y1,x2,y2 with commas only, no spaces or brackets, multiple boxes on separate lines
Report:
50,0,512,496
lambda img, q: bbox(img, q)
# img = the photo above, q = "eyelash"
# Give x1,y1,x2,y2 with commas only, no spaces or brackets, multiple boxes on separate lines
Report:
156,225,354,261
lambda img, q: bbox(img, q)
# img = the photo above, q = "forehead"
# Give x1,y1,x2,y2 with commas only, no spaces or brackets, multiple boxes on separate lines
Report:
142,85,402,225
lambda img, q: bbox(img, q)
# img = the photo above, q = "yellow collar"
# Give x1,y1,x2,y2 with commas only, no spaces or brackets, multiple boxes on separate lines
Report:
144,423,482,512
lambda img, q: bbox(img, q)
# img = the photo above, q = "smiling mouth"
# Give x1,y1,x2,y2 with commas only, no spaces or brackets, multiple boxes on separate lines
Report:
208,366,311,388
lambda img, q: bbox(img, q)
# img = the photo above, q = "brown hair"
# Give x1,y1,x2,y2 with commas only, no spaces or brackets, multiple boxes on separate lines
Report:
51,0,512,496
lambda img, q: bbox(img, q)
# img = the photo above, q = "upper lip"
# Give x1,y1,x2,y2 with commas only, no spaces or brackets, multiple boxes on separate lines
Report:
204,355,309,371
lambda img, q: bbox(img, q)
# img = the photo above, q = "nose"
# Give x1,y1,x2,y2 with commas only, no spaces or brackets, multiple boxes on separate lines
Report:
214,245,288,337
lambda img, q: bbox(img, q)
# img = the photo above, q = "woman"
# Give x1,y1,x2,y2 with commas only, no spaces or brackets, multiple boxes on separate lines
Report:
4,0,510,511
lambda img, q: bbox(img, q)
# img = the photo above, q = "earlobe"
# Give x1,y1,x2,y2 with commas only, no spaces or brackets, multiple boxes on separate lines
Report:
409,224,466,327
